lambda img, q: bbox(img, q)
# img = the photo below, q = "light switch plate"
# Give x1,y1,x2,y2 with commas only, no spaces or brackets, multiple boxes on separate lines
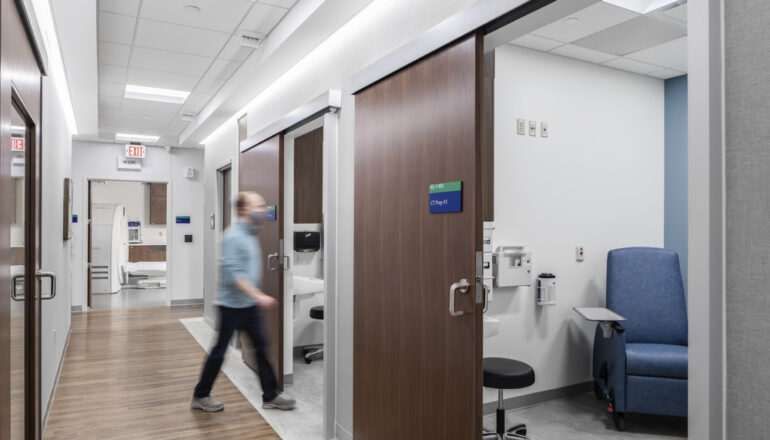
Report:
541,122,548,138
529,121,537,136
517,119,525,135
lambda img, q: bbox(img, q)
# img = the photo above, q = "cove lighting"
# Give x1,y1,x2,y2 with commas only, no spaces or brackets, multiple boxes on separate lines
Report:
124,84,190,104
115,133,160,143
602,0,682,14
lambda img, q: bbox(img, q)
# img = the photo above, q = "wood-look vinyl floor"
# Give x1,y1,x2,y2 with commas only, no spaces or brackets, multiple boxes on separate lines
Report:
44,306,281,440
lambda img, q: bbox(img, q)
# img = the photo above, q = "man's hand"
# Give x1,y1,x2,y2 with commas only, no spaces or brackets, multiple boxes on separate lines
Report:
255,293,277,309
234,279,278,309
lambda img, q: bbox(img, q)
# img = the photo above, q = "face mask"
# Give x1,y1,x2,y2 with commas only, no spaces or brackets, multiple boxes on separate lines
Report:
248,210,268,234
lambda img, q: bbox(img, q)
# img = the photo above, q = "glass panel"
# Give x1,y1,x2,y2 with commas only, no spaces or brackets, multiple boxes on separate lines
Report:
10,102,27,438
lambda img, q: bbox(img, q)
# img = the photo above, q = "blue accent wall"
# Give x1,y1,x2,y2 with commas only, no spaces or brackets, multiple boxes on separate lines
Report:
664,75,688,292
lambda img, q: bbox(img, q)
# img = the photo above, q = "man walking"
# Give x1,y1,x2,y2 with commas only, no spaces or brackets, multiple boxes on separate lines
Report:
192,191,295,412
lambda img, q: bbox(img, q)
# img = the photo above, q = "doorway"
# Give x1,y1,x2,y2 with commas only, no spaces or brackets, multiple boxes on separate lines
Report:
86,179,170,310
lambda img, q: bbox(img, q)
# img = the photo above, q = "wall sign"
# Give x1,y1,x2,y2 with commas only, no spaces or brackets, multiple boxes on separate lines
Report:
72,215,78,223
429,181,463,213
267,205,277,222
176,216,191,224
117,155,142,170
128,221,141,227
125,144,146,158
11,137,24,152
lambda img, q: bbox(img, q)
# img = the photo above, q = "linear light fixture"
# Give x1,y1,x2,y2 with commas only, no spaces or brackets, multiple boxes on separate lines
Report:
124,84,190,104
602,0,682,14
115,133,160,143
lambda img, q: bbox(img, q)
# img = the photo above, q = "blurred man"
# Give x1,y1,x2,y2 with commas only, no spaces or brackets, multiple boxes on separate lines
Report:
192,191,295,411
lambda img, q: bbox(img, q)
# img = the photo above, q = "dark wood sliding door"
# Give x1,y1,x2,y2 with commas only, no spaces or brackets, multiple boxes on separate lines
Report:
354,34,484,439
0,1,45,438
239,135,284,390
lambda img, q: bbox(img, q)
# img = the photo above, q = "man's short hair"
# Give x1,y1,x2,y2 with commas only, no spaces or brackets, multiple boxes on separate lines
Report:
236,191,258,209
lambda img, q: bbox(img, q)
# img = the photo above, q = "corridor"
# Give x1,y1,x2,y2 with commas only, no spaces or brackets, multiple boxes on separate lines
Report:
44,307,279,440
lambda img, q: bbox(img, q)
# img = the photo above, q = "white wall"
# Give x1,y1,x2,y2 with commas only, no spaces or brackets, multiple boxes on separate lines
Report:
200,2,492,437
71,142,204,307
40,77,73,422
485,45,665,403
91,181,167,245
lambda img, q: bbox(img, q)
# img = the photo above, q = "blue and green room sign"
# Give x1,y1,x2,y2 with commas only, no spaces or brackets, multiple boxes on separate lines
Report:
267,205,277,221
429,181,462,213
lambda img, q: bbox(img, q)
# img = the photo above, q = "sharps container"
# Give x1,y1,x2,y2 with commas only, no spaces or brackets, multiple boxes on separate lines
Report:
537,273,556,305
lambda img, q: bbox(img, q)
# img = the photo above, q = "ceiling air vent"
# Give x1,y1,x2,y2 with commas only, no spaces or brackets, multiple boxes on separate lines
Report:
181,113,196,122
240,32,262,49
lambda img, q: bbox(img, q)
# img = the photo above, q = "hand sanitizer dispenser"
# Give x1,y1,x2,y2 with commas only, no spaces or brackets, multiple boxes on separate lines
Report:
493,246,532,287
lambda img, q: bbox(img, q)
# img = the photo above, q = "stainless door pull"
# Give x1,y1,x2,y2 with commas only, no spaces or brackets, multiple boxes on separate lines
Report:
449,279,470,317
38,271,56,300
267,253,280,271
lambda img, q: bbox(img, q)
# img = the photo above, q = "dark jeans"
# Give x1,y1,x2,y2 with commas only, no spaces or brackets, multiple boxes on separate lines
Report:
194,305,279,402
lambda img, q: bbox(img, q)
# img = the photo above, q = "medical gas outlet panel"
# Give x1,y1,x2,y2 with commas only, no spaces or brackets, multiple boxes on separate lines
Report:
493,245,533,287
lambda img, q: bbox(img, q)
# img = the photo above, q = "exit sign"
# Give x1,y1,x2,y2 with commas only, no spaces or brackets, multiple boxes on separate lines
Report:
11,137,24,152
125,144,145,159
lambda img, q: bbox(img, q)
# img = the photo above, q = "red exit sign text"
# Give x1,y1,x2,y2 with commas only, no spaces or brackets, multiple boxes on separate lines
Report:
125,144,145,159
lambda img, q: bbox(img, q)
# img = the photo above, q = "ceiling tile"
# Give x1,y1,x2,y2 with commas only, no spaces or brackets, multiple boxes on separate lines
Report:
219,35,256,61
125,68,200,91
574,15,686,56
98,12,136,45
532,2,638,43
130,46,212,76
257,0,296,8
602,57,660,75
510,34,563,52
167,119,192,136
183,93,213,110
120,98,182,116
99,0,141,16
206,59,240,80
100,81,126,97
648,68,686,79
99,42,131,66
99,95,123,109
626,36,687,72
134,19,230,58
550,43,616,64
241,3,288,34
662,3,687,23
140,0,254,33
99,64,127,82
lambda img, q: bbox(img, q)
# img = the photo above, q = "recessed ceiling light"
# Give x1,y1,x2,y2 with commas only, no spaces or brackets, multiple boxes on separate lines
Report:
564,17,580,24
124,84,190,104
116,133,160,143
184,5,201,12
602,0,682,14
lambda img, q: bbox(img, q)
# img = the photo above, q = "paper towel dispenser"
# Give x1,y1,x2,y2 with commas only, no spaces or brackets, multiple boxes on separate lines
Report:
294,231,321,252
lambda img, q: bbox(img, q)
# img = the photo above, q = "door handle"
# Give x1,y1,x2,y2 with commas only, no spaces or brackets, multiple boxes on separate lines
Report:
482,283,490,314
37,271,56,300
267,253,280,271
449,279,470,317
10,271,56,301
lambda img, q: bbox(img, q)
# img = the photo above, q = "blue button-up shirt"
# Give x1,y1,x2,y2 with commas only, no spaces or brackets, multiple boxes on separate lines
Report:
217,221,263,308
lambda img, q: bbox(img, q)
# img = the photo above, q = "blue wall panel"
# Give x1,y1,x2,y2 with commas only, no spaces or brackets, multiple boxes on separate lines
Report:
664,75,688,292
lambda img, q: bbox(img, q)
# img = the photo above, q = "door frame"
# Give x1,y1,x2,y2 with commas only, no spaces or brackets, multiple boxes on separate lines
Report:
83,177,172,309
349,0,725,437
239,90,341,440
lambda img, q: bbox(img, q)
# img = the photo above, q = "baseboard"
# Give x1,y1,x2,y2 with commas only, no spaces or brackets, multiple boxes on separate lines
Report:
71,305,83,312
335,423,353,440
284,373,293,386
483,381,593,415
42,327,72,437
170,298,204,306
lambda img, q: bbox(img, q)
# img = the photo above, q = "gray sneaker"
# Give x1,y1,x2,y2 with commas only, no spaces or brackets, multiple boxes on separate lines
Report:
262,393,296,410
191,396,224,412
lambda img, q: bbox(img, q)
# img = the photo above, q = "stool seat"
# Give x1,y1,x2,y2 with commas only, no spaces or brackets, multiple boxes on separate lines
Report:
310,306,324,320
483,357,535,389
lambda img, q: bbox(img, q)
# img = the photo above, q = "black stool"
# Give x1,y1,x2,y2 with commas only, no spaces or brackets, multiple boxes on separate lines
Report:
303,306,324,363
483,357,535,439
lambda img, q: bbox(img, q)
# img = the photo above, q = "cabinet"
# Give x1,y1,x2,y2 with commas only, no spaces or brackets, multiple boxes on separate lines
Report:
129,245,166,262
149,183,167,225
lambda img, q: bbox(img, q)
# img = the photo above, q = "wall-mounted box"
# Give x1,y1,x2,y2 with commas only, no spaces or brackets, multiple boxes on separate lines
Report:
493,245,532,287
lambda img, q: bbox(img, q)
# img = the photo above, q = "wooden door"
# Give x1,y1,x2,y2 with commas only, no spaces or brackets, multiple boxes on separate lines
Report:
87,181,92,309
239,135,284,390
149,183,167,225
0,1,45,438
353,35,484,439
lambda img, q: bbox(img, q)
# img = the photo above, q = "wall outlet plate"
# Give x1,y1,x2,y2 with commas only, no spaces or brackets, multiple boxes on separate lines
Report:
541,122,548,138
529,121,537,136
517,119,526,135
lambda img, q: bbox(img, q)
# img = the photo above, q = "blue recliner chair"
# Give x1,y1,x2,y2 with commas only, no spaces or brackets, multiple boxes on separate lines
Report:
593,247,688,431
